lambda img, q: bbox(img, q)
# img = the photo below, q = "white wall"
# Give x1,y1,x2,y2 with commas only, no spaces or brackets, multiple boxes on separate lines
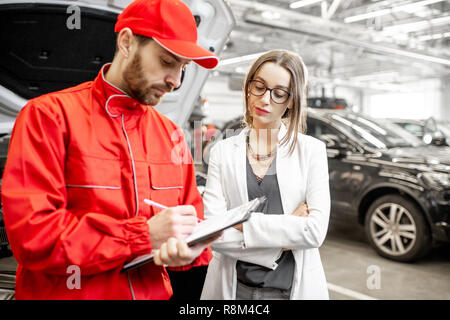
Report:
202,76,449,124
363,78,443,120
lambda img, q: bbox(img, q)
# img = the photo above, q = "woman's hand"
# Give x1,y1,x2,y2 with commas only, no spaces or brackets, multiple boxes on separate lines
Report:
292,201,309,217
282,202,309,251
235,202,309,234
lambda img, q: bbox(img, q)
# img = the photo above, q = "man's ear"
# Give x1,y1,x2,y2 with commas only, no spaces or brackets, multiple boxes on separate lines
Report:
116,28,135,59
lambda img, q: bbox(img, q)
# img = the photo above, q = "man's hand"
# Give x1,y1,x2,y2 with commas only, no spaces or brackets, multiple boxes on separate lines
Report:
147,205,198,249
292,201,309,217
153,234,222,267
233,223,243,232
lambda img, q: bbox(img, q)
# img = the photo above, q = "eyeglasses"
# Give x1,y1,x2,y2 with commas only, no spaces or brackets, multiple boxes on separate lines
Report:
248,80,291,104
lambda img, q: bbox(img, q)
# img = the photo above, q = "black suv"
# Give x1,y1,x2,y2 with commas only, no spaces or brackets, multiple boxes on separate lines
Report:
203,109,450,262
0,134,11,258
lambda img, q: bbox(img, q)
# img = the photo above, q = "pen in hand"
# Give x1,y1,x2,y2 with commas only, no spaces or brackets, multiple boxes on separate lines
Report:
143,199,203,222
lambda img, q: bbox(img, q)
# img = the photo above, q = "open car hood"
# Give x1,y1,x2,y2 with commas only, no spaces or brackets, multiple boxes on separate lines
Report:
0,0,235,129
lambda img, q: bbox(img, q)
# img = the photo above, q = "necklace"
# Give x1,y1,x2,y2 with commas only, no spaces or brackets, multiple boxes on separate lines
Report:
246,133,277,161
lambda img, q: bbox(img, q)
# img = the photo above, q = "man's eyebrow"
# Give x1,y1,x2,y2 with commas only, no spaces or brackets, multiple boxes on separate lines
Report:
254,76,289,89
164,52,191,65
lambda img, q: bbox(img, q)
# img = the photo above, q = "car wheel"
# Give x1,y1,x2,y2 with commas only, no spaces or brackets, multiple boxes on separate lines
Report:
364,194,431,262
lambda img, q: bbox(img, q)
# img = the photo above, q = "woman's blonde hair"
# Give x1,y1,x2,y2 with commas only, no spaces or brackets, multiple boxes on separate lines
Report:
243,49,308,154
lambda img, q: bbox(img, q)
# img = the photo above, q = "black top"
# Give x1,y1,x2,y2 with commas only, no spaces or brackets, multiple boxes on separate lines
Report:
236,156,295,290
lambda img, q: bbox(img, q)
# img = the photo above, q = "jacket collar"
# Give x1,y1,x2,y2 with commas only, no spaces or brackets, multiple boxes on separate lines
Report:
93,63,146,117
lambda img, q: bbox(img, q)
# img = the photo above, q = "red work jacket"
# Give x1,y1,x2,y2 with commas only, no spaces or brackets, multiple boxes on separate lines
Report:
1,64,211,299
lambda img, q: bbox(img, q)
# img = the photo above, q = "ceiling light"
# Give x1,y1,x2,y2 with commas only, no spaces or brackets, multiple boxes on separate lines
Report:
344,0,446,23
344,9,391,23
218,52,268,67
289,0,323,9
382,15,450,33
261,10,281,20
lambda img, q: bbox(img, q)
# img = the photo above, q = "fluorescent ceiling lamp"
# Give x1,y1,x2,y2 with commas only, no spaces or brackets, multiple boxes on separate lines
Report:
290,0,323,9
218,52,268,67
261,10,281,20
345,0,446,23
383,15,450,33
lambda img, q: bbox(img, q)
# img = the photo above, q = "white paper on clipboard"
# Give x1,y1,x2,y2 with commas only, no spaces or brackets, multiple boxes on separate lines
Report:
121,196,266,273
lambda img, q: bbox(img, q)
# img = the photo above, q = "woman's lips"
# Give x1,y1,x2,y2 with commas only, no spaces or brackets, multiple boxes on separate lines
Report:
254,106,270,115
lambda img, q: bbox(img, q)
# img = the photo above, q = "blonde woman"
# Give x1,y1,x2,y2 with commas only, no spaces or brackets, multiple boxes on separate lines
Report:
200,50,330,300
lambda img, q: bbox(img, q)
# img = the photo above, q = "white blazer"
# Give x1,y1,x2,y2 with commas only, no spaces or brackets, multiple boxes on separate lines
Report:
200,124,331,300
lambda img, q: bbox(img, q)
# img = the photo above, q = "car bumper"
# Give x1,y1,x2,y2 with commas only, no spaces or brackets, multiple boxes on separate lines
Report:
427,189,450,242
433,221,450,242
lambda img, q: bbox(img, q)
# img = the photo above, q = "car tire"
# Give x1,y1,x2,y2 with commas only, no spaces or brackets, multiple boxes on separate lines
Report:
364,194,431,262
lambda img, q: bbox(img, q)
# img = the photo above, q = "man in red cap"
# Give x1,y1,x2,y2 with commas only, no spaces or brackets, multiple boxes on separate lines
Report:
2,0,219,299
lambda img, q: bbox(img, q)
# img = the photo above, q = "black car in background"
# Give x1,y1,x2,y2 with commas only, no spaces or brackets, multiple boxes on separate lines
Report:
0,134,11,258
307,97,349,110
388,117,449,147
202,109,450,262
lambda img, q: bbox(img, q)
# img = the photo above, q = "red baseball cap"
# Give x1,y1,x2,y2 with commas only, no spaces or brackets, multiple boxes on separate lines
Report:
115,0,219,69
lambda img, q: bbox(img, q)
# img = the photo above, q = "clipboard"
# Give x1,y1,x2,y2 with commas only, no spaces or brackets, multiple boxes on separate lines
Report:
120,196,267,273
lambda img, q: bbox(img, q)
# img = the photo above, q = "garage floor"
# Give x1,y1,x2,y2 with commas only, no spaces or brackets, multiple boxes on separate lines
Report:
0,218,449,300
322,218,450,300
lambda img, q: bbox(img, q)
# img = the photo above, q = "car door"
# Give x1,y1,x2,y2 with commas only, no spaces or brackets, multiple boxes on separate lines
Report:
307,117,358,217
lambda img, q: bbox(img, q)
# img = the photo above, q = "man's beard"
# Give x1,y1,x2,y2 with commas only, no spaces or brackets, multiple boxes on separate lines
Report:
122,51,171,105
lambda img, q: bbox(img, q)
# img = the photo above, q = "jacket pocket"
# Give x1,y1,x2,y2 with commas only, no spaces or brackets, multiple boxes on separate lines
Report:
65,155,121,189
149,163,183,209
65,155,123,217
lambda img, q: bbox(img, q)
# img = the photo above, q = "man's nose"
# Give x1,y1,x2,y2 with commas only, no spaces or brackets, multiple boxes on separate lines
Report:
166,67,184,90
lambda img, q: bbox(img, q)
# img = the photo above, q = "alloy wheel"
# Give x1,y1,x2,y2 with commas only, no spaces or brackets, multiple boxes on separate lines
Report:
369,202,417,257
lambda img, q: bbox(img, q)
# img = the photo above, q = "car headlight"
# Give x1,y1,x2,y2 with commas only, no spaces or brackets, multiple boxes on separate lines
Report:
419,172,450,189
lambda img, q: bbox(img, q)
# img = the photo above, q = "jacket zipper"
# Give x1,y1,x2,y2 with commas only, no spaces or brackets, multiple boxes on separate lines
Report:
105,91,141,300
121,114,140,300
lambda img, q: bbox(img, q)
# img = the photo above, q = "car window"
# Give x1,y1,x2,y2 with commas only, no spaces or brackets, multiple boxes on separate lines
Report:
401,123,424,136
330,114,424,149
307,118,351,149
